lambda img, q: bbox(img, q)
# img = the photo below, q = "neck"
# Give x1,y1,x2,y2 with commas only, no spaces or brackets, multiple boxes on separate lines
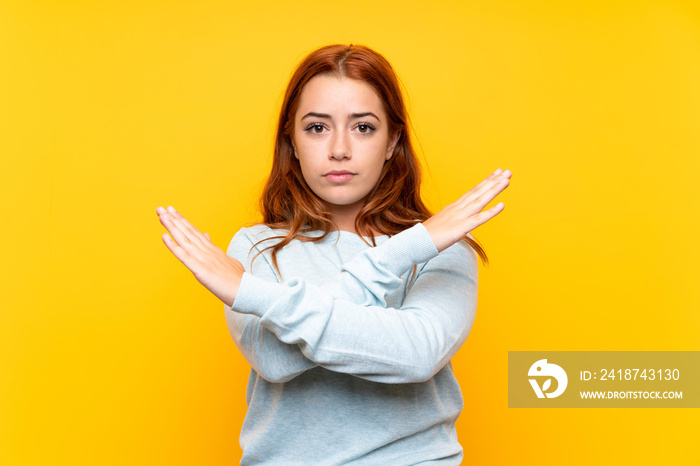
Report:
326,201,364,235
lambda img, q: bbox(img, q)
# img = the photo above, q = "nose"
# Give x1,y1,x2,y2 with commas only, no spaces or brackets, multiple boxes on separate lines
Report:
329,130,351,160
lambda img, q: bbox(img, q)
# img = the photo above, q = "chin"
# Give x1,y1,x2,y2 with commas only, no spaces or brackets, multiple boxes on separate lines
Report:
321,196,367,208
325,200,362,208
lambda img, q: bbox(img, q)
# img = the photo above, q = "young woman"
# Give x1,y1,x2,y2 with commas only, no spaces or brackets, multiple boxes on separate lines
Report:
157,44,511,464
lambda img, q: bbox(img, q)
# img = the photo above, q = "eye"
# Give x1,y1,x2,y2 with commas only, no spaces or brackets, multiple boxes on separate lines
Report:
304,123,326,134
356,123,376,134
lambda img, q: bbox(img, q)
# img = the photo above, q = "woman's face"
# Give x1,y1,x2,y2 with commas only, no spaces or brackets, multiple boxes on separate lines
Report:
291,74,399,222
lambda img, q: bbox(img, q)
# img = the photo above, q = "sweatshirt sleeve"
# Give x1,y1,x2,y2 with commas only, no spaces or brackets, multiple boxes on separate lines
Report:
224,228,317,383
231,224,478,384
299,222,440,307
223,223,440,383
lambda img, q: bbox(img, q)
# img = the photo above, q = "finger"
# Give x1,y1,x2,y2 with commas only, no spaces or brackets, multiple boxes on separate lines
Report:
160,208,208,251
161,232,195,266
466,202,506,231
165,206,211,249
454,177,509,220
476,169,511,194
159,212,198,250
470,177,510,211
466,169,503,195
457,171,511,208
497,169,513,181
204,232,211,242
159,213,223,269
455,169,509,204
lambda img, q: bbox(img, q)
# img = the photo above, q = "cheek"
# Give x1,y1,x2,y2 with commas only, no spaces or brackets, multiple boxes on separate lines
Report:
291,129,312,159
291,133,300,159
296,152,322,181
370,141,392,165
294,134,318,156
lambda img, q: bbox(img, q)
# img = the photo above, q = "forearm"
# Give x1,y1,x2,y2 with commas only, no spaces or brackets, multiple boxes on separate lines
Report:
224,309,316,383
225,229,318,381
226,222,474,383
231,240,478,384
224,223,434,375
324,222,438,307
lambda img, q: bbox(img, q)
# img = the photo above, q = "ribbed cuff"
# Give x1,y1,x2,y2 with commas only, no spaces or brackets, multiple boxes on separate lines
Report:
368,223,439,277
231,272,288,318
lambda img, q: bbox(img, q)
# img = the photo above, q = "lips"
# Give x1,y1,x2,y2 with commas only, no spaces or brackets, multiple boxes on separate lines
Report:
324,170,355,176
324,170,356,183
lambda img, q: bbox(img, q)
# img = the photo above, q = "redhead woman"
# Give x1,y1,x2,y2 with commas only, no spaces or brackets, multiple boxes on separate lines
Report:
157,44,511,465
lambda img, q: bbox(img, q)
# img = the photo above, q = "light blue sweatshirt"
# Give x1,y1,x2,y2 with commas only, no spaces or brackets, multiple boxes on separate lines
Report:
224,222,478,465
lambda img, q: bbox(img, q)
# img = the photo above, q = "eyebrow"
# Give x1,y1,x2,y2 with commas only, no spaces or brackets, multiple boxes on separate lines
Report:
301,112,381,121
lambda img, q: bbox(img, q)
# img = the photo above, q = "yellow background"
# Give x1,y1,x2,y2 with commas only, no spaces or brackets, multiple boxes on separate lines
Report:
2,0,698,464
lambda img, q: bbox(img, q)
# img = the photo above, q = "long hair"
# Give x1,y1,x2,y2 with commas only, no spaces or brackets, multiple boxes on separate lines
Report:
253,44,488,276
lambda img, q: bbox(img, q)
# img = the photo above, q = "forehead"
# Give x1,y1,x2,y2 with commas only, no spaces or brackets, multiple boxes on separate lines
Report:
296,75,385,117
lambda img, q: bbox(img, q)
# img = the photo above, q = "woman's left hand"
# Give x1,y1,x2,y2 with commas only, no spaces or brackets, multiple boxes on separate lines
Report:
156,206,244,307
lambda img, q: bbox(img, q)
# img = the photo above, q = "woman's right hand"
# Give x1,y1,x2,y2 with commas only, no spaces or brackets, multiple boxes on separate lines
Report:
422,168,512,253
157,206,246,308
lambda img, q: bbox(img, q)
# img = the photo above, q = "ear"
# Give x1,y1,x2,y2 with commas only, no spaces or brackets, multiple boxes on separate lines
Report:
291,142,298,160
385,130,401,160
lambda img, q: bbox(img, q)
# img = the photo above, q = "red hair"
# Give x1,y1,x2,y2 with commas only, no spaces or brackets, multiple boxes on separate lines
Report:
252,44,487,275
